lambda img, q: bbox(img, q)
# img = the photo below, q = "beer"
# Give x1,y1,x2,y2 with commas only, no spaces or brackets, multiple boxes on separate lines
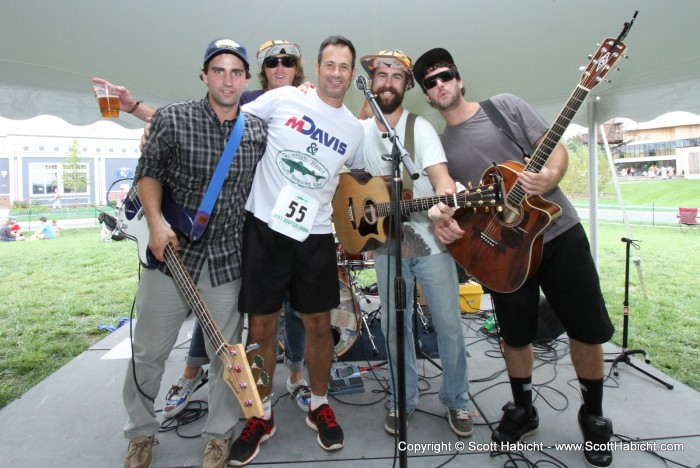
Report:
98,95,120,118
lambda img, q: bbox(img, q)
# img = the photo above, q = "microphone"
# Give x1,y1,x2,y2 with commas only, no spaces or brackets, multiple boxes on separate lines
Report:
355,75,368,92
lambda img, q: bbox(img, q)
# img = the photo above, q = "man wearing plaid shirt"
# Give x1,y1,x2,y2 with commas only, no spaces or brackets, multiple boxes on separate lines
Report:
122,38,267,468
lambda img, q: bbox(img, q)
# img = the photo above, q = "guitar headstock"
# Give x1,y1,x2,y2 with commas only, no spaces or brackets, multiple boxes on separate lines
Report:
580,37,627,91
456,181,505,210
221,343,264,419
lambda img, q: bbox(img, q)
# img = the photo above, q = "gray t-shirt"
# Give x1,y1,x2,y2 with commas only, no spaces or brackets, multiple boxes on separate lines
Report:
440,93,579,243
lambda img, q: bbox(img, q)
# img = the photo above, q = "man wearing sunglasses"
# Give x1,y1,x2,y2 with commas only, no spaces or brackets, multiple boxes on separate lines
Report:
415,48,615,468
357,49,472,438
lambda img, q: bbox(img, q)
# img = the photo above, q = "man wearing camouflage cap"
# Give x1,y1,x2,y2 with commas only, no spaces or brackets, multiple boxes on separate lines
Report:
358,49,472,438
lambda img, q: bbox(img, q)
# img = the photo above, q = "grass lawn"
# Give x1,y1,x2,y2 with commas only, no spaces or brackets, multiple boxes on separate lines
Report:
0,215,699,409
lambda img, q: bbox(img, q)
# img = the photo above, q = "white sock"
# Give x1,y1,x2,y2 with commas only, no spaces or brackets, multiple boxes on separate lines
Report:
263,399,272,420
310,393,328,412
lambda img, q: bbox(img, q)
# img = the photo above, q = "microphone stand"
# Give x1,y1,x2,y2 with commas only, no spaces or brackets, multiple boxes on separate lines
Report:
357,76,418,468
605,238,673,389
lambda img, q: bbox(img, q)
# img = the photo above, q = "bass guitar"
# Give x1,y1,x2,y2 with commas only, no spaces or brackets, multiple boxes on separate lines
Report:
117,185,264,419
447,35,628,293
332,170,504,253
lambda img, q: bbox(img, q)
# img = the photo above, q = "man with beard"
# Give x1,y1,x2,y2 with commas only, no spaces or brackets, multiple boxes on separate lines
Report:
357,49,471,437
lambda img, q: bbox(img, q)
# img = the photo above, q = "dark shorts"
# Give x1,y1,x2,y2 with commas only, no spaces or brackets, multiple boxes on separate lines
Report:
489,223,615,347
239,212,339,315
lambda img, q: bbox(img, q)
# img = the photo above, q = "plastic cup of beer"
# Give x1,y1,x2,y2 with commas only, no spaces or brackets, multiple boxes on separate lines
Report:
95,85,120,118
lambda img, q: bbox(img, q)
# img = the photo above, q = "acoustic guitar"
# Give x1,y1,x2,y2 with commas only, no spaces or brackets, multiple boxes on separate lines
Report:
332,170,504,254
447,36,628,293
117,185,264,419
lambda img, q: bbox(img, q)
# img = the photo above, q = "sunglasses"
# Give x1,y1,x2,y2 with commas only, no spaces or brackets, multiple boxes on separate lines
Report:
423,69,458,90
263,56,297,68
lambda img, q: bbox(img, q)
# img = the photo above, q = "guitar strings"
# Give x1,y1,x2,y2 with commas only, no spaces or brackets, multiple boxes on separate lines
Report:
163,246,260,410
479,85,590,242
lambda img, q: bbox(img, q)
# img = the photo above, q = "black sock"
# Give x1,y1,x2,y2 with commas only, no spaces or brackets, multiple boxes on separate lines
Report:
578,377,604,416
509,376,533,415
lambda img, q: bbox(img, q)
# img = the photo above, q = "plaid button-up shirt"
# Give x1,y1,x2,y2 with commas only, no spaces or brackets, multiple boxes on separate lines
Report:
135,97,267,286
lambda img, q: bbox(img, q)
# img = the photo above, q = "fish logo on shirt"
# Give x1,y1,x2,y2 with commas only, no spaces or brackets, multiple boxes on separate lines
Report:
281,158,324,182
276,151,330,189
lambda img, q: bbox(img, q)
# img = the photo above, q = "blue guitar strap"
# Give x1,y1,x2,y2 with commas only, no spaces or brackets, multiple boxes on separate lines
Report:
190,112,245,240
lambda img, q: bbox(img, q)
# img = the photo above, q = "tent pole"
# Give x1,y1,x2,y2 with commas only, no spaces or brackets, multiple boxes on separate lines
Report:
598,124,649,299
587,98,599,265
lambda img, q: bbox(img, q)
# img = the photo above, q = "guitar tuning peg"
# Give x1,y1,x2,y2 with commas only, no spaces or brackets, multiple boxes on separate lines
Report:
587,54,593,59
578,66,586,72
467,181,473,189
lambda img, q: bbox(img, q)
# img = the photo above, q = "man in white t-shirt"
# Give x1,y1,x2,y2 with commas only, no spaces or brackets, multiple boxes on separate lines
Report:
230,36,364,466
357,49,471,438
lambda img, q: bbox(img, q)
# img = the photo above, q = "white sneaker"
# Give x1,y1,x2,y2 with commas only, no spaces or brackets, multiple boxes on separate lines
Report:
286,377,311,412
162,367,206,419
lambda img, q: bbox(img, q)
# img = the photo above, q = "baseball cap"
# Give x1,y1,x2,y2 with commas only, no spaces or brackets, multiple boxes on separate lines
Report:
360,49,414,90
203,38,249,69
256,40,302,69
413,48,455,90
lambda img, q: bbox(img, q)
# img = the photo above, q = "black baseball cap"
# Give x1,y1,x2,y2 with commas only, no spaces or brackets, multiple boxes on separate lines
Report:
413,48,455,91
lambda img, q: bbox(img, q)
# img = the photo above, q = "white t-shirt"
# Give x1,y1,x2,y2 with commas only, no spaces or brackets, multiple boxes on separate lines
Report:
360,109,448,256
243,87,364,234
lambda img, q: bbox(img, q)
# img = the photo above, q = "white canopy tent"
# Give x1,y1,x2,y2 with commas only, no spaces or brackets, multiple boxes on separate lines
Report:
2,0,699,129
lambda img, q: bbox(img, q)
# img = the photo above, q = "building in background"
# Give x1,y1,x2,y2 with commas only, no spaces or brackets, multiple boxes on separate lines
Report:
0,116,141,210
604,112,700,178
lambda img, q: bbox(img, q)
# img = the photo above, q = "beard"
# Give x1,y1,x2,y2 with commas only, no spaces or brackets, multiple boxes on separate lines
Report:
374,86,404,114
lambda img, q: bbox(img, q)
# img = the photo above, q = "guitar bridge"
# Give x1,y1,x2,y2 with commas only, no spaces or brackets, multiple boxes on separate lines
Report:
347,197,356,229
476,227,505,254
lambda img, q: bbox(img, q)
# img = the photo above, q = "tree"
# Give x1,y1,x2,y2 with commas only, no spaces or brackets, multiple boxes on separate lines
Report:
62,139,88,205
560,137,612,199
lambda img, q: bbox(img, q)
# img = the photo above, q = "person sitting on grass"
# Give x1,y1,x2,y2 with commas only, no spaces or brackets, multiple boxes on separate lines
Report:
1,218,23,241
51,219,61,237
9,218,23,239
30,217,57,240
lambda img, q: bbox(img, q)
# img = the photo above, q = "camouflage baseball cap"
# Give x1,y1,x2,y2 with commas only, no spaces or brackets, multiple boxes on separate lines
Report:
360,49,414,90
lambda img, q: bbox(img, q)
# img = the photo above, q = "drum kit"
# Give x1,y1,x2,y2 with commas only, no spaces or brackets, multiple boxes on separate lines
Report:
331,243,381,358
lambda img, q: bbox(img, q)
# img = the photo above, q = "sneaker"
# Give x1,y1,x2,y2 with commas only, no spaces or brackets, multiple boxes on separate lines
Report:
578,405,613,468
491,402,539,444
383,407,413,435
286,377,311,412
447,408,473,437
162,367,206,419
306,404,344,451
229,413,276,466
201,438,230,468
124,435,157,468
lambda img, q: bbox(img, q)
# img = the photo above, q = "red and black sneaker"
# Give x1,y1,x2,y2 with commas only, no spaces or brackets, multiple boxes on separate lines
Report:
306,404,344,451
229,412,276,466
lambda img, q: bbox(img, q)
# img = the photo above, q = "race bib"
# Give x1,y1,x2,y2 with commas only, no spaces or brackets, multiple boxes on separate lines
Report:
268,185,319,242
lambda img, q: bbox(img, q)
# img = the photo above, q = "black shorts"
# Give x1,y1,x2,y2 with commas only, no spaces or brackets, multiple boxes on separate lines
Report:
489,223,615,347
239,212,339,315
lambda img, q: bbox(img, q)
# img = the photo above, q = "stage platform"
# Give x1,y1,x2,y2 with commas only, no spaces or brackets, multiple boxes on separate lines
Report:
1,294,698,467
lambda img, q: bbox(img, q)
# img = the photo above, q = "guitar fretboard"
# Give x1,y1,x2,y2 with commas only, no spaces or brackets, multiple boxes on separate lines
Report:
374,185,499,218
163,245,227,356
